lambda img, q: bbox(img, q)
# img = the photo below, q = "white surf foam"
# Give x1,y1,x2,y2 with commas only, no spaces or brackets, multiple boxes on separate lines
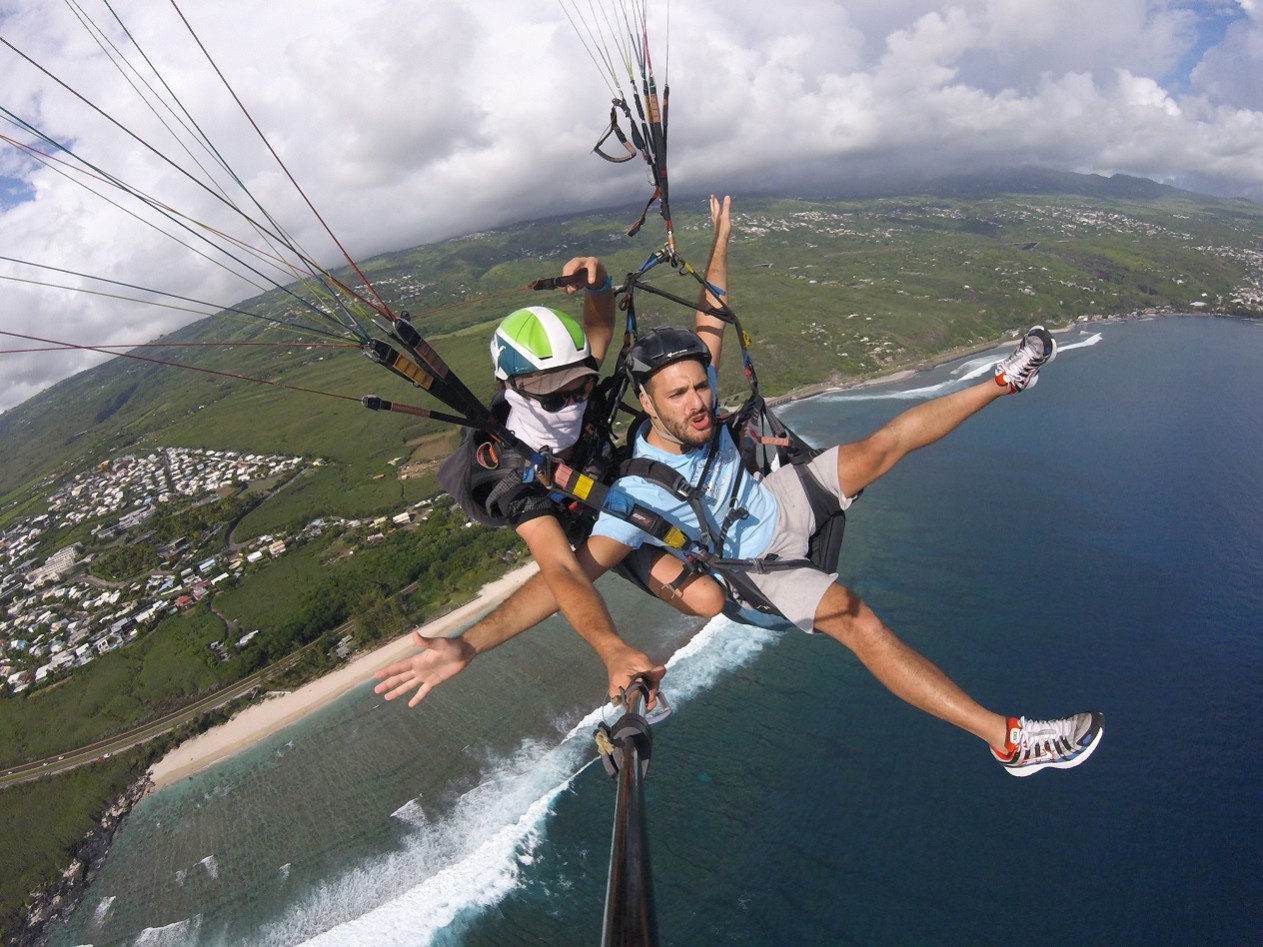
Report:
1056,331,1103,352
814,353,1001,403
92,894,116,925
274,613,775,946
132,914,202,946
197,855,218,882
803,330,1103,405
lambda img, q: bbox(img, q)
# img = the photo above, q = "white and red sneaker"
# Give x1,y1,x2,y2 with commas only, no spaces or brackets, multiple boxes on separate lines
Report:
992,712,1104,776
995,326,1057,393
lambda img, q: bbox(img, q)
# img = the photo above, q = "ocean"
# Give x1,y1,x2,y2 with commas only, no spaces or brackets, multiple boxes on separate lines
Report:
47,316,1263,946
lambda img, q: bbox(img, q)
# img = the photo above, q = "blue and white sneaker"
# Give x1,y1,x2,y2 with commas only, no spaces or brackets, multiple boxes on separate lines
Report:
992,712,1104,776
994,325,1056,392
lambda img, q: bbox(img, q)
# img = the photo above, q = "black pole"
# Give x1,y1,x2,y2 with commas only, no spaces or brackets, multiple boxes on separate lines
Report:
600,680,659,947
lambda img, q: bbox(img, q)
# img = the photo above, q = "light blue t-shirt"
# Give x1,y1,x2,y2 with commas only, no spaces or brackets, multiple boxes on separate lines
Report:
591,370,778,557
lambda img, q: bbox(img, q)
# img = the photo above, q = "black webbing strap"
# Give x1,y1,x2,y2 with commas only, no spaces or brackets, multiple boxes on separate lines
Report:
548,460,688,551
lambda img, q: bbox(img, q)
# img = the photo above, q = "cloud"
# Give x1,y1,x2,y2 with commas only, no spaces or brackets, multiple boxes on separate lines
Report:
1190,4,1263,108
2,0,1262,414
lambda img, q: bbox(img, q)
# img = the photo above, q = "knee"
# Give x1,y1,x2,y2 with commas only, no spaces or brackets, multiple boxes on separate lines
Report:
670,574,726,618
813,584,881,648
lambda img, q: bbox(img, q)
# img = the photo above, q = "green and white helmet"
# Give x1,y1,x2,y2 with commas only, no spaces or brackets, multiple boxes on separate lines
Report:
491,306,591,381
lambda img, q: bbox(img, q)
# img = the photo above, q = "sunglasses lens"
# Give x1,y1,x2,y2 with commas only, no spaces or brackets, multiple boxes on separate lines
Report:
519,376,593,412
550,378,593,411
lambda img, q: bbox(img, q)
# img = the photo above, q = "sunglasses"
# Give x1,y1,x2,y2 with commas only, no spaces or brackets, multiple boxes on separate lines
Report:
515,376,595,413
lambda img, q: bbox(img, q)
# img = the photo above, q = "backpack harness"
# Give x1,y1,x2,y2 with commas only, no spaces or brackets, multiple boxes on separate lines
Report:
373,252,849,625
608,393,849,621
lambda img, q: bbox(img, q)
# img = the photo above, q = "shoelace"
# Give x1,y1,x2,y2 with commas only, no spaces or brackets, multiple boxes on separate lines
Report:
1000,340,1044,382
1015,716,1074,753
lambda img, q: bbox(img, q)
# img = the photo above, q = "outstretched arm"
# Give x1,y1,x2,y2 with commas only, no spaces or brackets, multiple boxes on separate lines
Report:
372,567,561,708
514,516,653,701
695,195,732,369
375,522,660,706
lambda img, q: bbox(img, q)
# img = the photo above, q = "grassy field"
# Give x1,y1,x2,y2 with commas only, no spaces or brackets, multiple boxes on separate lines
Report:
212,544,331,632
0,748,155,943
0,607,234,762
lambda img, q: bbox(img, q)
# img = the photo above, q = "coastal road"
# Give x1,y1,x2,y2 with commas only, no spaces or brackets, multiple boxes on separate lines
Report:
2,563,450,790
0,649,309,789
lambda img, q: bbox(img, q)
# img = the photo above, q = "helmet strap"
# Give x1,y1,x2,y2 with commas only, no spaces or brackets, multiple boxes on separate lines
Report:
640,390,687,448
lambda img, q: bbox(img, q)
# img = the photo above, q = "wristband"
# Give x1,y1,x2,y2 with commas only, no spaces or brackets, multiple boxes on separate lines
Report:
586,274,613,296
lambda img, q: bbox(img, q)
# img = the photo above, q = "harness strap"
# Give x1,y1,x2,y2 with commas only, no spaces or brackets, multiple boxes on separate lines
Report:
714,462,749,553
549,460,689,551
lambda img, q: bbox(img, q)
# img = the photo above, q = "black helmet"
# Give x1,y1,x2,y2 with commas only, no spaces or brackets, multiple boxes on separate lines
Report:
626,326,711,392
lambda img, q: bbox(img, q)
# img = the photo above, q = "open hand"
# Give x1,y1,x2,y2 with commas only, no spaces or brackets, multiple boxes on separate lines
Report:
710,194,732,243
373,631,476,708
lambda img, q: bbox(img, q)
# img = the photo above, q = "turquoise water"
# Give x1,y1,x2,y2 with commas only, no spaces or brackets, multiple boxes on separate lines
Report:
49,317,1263,946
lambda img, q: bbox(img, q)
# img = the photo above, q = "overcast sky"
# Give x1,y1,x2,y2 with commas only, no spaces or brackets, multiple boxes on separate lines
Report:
2,0,1260,415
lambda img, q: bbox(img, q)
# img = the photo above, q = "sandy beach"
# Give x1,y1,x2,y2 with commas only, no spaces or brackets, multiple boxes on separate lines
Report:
148,561,540,788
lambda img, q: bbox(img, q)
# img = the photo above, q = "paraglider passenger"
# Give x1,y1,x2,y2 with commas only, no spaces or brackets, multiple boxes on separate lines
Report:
376,202,734,706
577,314,1103,775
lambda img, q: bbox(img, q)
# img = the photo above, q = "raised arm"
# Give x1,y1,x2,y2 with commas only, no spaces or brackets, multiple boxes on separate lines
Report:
559,255,616,365
694,195,732,369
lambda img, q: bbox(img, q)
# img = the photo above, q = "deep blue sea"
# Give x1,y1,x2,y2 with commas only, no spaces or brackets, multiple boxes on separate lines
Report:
49,316,1263,946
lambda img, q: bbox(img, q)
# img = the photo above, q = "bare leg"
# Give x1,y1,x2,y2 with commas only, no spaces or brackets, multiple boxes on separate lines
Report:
813,583,1008,748
646,553,726,618
836,379,1007,495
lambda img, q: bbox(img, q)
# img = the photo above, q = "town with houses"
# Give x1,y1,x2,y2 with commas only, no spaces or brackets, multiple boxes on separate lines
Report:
0,447,431,696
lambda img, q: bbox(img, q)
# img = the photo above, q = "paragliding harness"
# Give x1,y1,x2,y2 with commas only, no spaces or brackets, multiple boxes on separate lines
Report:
435,381,626,546
599,251,850,625
611,402,849,624
361,253,847,626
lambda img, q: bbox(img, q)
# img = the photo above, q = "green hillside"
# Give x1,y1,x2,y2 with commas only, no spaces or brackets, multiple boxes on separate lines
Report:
3,179,1260,513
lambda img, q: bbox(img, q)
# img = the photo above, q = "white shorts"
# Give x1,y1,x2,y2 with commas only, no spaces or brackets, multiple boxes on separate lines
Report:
737,447,856,632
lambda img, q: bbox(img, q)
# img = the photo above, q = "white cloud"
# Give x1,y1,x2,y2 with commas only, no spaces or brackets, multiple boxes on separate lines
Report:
1191,5,1263,108
2,0,1262,413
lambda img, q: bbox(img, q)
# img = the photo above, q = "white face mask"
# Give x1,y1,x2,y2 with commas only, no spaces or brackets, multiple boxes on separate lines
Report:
504,388,587,452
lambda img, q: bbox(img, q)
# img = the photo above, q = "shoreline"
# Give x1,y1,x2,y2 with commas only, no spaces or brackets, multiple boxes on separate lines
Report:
767,325,1040,407
147,560,540,789
768,309,1258,409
